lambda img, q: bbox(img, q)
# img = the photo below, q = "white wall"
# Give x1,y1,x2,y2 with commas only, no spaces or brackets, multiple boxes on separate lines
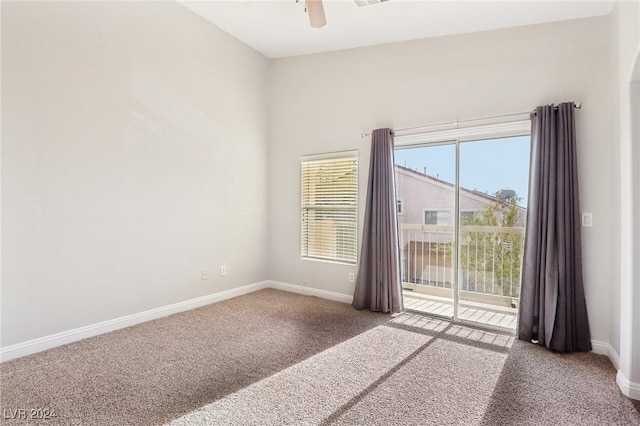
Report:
1,2,628,369
610,0,640,393
1,2,270,346
609,2,622,358
268,17,614,344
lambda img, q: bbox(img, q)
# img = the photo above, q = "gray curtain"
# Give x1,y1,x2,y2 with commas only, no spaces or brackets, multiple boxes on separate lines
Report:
352,128,403,313
518,103,591,352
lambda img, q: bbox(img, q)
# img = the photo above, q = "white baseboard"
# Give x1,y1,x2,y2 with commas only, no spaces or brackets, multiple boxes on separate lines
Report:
590,340,610,356
0,281,269,363
594,343,639,400
607,344,621,370
617,370,640,400
4,280,630,388
268,280,354,304
0,280,350,362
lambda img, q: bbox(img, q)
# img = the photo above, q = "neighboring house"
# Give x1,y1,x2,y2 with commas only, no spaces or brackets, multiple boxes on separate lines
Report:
395,164,526,229
395,165,527,299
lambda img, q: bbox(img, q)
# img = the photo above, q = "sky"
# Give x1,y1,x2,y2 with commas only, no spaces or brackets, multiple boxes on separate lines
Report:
394,135,531,207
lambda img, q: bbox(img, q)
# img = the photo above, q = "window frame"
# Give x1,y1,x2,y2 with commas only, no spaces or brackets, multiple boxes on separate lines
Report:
460,209,479,225
300,151,359,265
423,208,452,226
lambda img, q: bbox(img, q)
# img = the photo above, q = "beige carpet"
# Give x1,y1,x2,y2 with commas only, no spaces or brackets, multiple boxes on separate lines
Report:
1,289,638,425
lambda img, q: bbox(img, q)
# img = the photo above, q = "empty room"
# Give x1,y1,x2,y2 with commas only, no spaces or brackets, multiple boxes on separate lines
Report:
1,0,640,424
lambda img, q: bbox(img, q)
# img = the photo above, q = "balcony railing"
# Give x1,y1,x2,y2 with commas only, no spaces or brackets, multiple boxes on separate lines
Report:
399,224,525,304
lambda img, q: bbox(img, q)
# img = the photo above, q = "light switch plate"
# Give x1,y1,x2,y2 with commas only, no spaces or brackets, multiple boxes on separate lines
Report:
581,212,593,227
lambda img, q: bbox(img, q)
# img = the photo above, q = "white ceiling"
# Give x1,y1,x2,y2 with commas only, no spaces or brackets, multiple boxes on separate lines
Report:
179,0,615,58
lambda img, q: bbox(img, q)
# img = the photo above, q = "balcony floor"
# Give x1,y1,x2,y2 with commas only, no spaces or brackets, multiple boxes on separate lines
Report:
403,291,518,331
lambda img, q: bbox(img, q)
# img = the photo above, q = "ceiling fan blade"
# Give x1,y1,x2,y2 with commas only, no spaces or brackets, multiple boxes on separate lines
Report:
306,0,327,28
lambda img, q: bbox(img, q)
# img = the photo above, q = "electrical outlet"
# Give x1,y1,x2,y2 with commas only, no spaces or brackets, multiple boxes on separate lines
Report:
220,265,227,276
201,269,208,280
349,272,355,283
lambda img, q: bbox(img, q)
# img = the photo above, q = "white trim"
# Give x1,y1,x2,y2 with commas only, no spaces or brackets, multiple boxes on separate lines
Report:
395,120,531,147
594,343,640,400
0,280,355,363
0,281,269,362
268,280,354,304
617,370,640,400
301,256,357,267
590,340,611,356
300,149,359,162
607,343,621,369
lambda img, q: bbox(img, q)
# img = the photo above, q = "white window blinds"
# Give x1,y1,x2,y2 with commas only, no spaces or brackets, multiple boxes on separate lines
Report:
301,154,358,264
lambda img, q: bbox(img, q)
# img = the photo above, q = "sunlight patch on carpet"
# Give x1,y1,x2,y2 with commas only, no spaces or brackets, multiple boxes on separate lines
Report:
169,325,432,425
331,338,509,425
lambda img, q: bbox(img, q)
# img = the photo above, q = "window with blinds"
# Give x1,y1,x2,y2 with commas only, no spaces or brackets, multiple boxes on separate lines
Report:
301,153,358,264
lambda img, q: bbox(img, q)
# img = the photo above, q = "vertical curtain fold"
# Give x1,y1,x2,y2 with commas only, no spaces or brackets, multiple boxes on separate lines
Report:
352,128,403,313
518,102,591,352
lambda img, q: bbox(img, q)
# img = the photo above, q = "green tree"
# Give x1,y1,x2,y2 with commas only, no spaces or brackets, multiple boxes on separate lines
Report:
460,190,524,298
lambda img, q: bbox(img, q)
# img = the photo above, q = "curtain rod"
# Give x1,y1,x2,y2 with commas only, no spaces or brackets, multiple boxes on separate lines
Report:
361,101,582,138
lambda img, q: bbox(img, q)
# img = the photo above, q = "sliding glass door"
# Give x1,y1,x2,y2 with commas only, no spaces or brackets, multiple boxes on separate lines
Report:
395,135,530,330
396,142,457,319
